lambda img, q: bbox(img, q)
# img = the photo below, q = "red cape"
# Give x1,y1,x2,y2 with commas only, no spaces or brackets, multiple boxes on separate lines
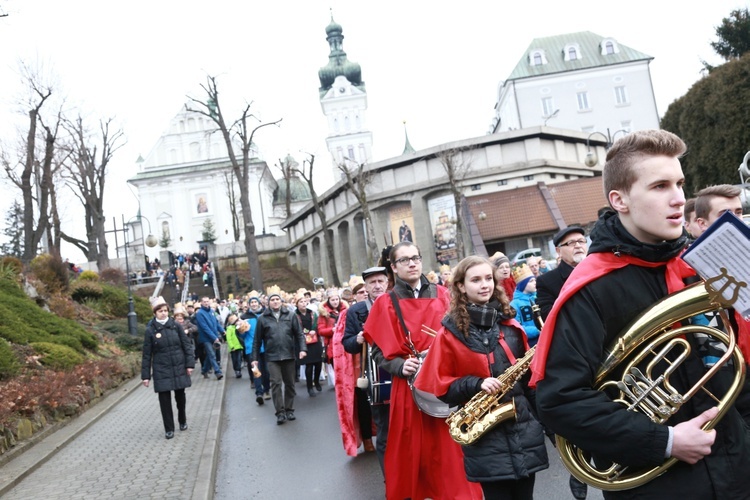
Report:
416,318,527,398
529,251,741,386
332,308,367,457
363,290,482,500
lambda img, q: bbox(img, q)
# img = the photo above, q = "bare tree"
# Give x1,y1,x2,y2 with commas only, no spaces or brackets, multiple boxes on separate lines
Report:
187,75,281,291
59,116,124,270
438,148,473,261
296,152,340,286
337,159,379,266
1,65,62,262
223,169,241,241
276,155,295,217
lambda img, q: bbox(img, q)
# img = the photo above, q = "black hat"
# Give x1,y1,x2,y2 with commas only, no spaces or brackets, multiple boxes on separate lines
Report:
362,266,387,281
553,226,586,247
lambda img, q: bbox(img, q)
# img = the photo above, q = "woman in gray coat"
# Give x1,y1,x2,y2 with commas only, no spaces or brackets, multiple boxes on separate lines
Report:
141,298,195,439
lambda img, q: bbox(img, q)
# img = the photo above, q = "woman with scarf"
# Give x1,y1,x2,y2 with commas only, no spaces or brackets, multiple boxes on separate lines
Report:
295,295,322,397
416,256,548,499
141,296,195,439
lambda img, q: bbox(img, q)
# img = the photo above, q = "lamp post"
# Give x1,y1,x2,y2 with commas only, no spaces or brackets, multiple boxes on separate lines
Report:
107,214,158,335
584,128,628,167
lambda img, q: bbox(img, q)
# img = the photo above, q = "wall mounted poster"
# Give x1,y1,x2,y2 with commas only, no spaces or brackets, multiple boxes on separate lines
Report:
428,194,458,265
389,203,415,246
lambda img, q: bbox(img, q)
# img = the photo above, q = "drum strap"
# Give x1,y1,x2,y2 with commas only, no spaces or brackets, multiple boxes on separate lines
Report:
389,291,412,347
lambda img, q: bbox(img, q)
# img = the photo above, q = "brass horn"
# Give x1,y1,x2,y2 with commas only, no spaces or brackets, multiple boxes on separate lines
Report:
556,281,746,491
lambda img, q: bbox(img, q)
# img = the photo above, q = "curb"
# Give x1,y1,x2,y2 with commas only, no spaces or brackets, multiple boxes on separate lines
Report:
0,377,142,497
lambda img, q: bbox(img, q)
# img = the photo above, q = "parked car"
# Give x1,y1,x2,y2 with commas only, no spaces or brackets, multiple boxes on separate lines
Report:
510,247,557,271
510,248,542,266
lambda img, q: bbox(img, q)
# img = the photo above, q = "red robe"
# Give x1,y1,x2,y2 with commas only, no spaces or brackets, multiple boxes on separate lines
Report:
332,308,365,456
363,290,482,500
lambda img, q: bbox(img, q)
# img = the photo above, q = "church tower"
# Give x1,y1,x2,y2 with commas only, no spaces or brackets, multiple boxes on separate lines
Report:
318,15,373,176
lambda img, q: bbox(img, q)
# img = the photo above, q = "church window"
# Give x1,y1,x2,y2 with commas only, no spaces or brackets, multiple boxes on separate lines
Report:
187,118,195,131
179,121,185,133
531,51,546,66
576,92,590,111
348,146,355,162
190,142,201,160
169,148,178,164
564,43,581,62
614,86,628,105
358,144,366,163
600,39,620,55
334,117,339,132
355,114,361,130
541,97,555,117
345,115,351,131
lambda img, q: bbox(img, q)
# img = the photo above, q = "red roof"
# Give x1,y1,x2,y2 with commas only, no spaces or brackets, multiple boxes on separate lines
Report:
468,176,606,241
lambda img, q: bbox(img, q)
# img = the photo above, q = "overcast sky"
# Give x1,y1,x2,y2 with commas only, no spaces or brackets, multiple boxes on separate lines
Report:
0,0,745,258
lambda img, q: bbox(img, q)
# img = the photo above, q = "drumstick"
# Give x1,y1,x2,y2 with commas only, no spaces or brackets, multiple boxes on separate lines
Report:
360,342,367,378
421,325,438,337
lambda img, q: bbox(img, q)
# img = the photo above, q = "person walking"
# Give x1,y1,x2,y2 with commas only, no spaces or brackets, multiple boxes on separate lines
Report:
195,296,224,380
141,296,195,439
295,295,322,397
416,256,548,499
251,293,307,425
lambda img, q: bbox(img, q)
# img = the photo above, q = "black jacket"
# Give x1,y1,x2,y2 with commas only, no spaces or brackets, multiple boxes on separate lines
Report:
343,299,372,355
252,306,306,363
535,260,575,320
141,317,195,393
536,213,750,499
440,315,548,482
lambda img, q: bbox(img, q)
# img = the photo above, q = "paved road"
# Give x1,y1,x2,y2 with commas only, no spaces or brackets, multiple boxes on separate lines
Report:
0,349,604,499
214,367,603,500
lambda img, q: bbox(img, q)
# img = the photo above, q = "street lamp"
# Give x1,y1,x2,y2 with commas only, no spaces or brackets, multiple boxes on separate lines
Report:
584,128,628,167
113,214,158,335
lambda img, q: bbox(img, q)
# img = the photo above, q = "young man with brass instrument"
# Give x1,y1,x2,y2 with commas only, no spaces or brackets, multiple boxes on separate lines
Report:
363,241,482,500
532,129,750,498
416,255,548,499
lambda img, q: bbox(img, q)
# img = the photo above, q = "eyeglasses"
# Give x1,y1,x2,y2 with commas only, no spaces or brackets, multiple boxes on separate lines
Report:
558,238,587,248
394,255,422,265
356,289,367,294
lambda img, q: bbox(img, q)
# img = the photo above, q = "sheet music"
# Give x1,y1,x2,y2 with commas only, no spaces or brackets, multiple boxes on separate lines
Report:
682,213,750,318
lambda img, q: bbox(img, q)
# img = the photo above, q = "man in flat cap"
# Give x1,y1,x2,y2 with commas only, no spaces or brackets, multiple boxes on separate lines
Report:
536,226,588,320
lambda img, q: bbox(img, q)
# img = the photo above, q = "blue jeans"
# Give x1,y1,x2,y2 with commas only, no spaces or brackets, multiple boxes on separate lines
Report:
200,341,222,376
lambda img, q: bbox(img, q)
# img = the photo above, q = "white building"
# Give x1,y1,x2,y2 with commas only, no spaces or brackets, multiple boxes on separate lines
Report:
318,16,373,177
128,105,282,258
488,31,660,143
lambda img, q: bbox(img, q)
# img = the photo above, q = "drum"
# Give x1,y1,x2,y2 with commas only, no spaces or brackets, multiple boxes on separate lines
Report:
409,351,457,418
366,345,392,405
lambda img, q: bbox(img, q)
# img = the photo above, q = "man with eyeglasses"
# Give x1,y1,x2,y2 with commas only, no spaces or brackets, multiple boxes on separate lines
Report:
536,226,587,321
363,242,480,500
535,225,589,498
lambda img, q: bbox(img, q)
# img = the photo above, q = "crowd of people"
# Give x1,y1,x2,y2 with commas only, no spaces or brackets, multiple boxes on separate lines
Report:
138,129,750,499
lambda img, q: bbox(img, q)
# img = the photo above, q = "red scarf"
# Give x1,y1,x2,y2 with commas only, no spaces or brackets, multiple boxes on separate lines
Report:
530,252,698,386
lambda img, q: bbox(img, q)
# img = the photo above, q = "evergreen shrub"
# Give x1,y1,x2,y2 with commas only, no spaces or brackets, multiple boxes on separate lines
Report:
30,254,70,293
31,342,85,370
0,338,20,379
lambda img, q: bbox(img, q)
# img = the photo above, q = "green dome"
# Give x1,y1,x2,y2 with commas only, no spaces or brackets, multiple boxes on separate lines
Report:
273,177,313,205
318,17,364,94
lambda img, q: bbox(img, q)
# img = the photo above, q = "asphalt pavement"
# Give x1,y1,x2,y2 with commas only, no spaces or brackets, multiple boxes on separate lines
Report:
0,347,603,500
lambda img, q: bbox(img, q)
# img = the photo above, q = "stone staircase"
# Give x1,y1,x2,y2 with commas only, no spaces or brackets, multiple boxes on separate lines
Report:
217,257,312,297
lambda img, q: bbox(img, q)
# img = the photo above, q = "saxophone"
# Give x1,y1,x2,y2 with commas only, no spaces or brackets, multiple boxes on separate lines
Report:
446,346,535,445
446,304,541,445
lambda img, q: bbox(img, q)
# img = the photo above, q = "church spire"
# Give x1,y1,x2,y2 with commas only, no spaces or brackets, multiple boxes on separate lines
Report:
318,13,364,97
402,121,416,155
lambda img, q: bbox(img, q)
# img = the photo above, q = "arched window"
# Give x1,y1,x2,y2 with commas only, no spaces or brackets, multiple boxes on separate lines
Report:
605,41,614,54
533,52,542,65
568,47,577,60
